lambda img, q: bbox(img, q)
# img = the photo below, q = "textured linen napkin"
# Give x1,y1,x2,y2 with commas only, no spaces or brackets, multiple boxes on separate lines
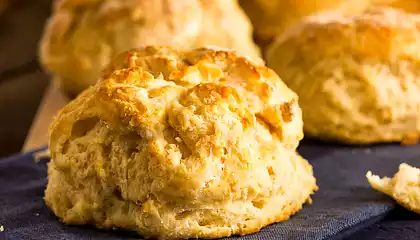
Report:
1,141,420,240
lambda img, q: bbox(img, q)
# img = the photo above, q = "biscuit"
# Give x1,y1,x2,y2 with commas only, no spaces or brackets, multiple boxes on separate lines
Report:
367,163,420,213
39,0,261,97
45,46,317,239
266,7,420,144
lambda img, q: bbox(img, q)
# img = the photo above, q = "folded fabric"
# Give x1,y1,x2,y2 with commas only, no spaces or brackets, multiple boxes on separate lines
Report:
2,141,420,240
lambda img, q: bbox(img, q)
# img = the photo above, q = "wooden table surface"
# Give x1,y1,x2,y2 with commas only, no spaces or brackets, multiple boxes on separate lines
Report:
23,83,68,151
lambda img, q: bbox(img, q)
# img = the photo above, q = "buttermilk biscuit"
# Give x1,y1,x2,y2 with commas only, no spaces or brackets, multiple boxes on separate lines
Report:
39,0,261,97
45,46,317,239
367,163,420,213
266,7,420,144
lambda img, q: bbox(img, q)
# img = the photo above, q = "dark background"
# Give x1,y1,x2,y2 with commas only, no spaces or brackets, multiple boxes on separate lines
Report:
0,0,52,157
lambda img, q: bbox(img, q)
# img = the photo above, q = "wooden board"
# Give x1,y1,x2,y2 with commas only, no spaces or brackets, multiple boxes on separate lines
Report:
22,82,69,151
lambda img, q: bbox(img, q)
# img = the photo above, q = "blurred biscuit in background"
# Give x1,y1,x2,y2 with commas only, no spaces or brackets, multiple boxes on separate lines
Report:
193,0,261,63
239,0,370,46
39,0,261,97
267,7,420,144
239,0,420,47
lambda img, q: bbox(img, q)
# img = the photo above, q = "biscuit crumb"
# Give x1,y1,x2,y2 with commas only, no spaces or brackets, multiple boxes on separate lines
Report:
33,149,51,162
367,163,420,213
267,8,420,144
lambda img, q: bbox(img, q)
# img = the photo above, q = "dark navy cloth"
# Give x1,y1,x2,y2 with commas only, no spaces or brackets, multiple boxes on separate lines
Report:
1,141,420,240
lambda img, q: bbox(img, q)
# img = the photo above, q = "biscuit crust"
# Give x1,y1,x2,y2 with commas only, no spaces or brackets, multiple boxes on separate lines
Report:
45,46,317,239
267,8,420,144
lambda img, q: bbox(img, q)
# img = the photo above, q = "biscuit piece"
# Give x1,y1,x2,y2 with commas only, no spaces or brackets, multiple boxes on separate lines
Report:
367,163,420,213
39,0,261,97
266,7,420,144
194,0,261,61
45,46,317,239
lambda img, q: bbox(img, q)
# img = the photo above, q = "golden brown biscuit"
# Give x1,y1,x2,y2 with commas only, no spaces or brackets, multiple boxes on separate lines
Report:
367,163,420,213
39,0,261,97
45,46,317,239
266,7,420,144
